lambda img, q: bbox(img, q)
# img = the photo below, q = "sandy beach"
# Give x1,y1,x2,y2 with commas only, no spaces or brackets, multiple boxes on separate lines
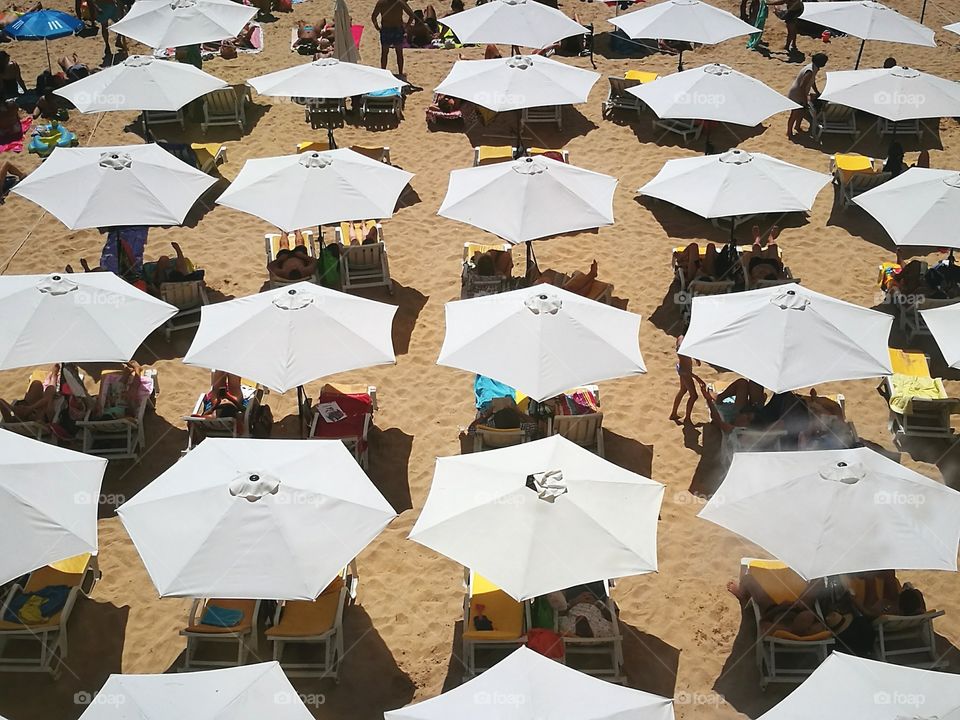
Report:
1,0,959,716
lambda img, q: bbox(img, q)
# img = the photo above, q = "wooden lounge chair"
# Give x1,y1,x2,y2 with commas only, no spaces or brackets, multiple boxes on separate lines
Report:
810,101,858,143
266,562,357,680
555,580,624,683
295,140,331,153
462,242,513,298
462,569,529,678
159,279,209,341
521,105,562,130
200,87,247,132
652,117,701,144
77,369,157,460
842,171,892,208
308,384,377,468
881,349,960,442
549,412,605,456
337,235,392,294
0,554,100,675
681,279,734,321
360,88,403,122
180,598,261,670
300,97,345,129
601,76,643,118
473,424,527,452
740,558,834,689
877,116,922,139
182,375,267,452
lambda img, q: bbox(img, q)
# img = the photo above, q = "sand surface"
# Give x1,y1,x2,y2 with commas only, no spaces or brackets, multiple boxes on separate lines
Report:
1,0,960,716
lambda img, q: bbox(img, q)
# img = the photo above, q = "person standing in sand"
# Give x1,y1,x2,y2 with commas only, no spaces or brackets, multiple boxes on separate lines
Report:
786,52,826,139
670,335,701,425
371,0,425,77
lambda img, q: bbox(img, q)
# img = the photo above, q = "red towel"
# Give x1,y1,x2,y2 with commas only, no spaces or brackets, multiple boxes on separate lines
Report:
351,24,363,47
312,391,372,449
0,117,33,153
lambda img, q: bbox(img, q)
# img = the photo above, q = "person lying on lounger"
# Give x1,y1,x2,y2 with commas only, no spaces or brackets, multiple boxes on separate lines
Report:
141,241,203,294
268,233,319,281
468,397,534,432
0,98,23,144
0,158,25,202
295,19,334,54
550,585,616,638
472,247,513,277
0,368,59,423
846,570,927,620
697,376,766,432
728,574,843,637
675,242,721,283
193,371,244,419
89,362,145,421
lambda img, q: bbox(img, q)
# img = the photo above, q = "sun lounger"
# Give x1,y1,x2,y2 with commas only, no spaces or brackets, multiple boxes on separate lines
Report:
877,116,922,139
601,76,644,118
295,140,331,153
840,574,946,669
0,368,87,442
810,101,858,143
426,94,465,127
308,384,377,468
547,386,604,456
881,349,960,441
0,554,99,675
652,117,701,144
77,369,157,460
182,376,267,452
681,279,734,321
462,569,529,678
336,227,392,294
300,97,346,129
143,108,185,129
841,169,892,208
473,145,514,167
336,220,383,246
360,88,403,123
521,105,562,130
200,87,248,132
266,561,357,680
462,242,513,298
159,279,209,341
527,147,570,163
265,230,321,288
350,145,391,164
899,295,960,342
829,153,881,184
191,143,227,174
555,580,624,683
739,246,796,291
473,424,528,452
740,558,834,689
179,598,261,671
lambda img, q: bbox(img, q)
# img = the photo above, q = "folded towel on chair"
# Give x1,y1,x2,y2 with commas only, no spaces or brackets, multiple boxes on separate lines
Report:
889,373,947,414
475,375,515,409
200,605,244,627
3,585,71,624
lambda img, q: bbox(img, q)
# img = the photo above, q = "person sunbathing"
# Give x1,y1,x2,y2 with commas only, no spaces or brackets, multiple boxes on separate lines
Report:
0,158,25,202
235,22,258,49
33,90,66,120
89,361,144,421
295,19,333,53
469,397,533,432
0,98,22,144
141,242,202,293
746,227,784,283
268,233,318,281
844,570,926,620
556,587,615,638
194,371,244,419
697,376,765,432
407,8,437,46
0,368,58,423
728,575,842,637
676,242,720,282
343,223,379,246
472,248,513,277
0,50,25,97
58,54,90,81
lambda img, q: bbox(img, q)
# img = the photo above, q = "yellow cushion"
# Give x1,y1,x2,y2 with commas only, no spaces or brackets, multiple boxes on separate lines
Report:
25,565,85,593
463,573,523,641
835,153,873,172
625,70,659,83
339,220,378,246
888,348,930,378
184,599,255,634
350,145,386,161
297,141,330,152
190,143,223,166
744,562,808,605
477,146,513,165
48,554,91,576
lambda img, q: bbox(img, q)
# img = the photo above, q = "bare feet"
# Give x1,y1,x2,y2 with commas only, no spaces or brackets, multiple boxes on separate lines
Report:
80,258,92,272
727,580,748,605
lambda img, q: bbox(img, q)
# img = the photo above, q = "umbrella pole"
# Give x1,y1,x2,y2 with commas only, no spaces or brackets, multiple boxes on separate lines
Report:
44,38,52,73
525,241,538,282
515,110,525,157
677,48,684,72
854,39,865,70
729,219,735,243
297,385,307,438
920,0,927,22
327,127,337,150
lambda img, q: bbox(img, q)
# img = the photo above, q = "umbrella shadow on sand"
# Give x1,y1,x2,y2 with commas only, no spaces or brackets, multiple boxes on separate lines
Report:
366,426,415,514
0,601,130,720
603,430,654,478
619,620,681,698
462,107,599,151
631,121,766,154
349,282,428,357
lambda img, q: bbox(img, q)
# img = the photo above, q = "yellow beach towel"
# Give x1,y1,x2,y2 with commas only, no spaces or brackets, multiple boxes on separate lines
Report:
889,373,946,414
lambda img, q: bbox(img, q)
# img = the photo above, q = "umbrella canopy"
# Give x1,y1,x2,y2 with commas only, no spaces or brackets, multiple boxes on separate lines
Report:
386,646,675,720
638,149,831,220
820,65,960,121
921,302,960,369
409,436,664,601
438,155,617,245
609,0,755,44
0,273,176,370
0,430,105,586
757,653,960,720
4,9,81,39
680,284,892,393
78,663,314,720
441,0,588,49
799,1,935,49
118,439,397,599
183,282,396,394
215,148,413,233
334,0,359,62
947,22,960,36
699,447,960,580
853,168,960,249
108,0,257,49
438,284,645,402
12,144,217,230
435,54,599,112
247,58,404,99
54,55,227,113
627,63,799,125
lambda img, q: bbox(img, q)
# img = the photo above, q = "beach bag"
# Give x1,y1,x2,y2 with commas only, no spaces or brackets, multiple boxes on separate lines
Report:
250,404,273,438
526,629,564,660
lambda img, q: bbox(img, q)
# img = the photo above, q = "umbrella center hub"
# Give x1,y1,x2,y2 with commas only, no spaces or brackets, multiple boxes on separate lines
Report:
36,274,79,296
719,149,752,165
671,0,699,5
513,157,547,175
526,470,567,502
525,292,562,315
944,173,960,189
229,473,281,502
501,0,528,5
705,63,732,76
890,66,920,79
506,56,533,70
121,55,154,68
311,58,340,67
273,288,315,311
299,152,333,169
770,288,809,311
819,461,865,485
99,152,133,170
170,0,197,8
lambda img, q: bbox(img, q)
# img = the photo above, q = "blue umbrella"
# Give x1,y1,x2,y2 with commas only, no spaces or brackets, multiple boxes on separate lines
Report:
5,10,83,71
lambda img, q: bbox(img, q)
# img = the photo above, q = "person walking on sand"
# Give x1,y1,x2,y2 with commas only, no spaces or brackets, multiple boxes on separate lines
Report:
670,335,702,425
371,0,426,77
786,52,826,139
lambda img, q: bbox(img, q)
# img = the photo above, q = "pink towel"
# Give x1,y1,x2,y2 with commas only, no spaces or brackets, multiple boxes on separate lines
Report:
0,117,32,153
351,24,363,47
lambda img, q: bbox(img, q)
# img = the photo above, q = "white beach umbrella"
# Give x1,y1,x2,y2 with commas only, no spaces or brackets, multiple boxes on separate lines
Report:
920,303,960,369
438,284,645,402
441,0,588,49
215,149,413,233
0,430,105,586
946,22,960,37
819,66,960,121
627,63,799,125
435,54,599,112
54,55,227,112
118,439,396,599
78,662,314,720
107,0,257,49
0,273,176,370
609,0,756,70
680,284,892,393
799,1,935,68
638,149,831,221
385,646,675,720
247,58,403,98
183,282,396,394
438,155,617,245
758,653,960,720
334,0,359,62
699,447,960,580
409,436,664,601
11,144,217,230
853,168,960,249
